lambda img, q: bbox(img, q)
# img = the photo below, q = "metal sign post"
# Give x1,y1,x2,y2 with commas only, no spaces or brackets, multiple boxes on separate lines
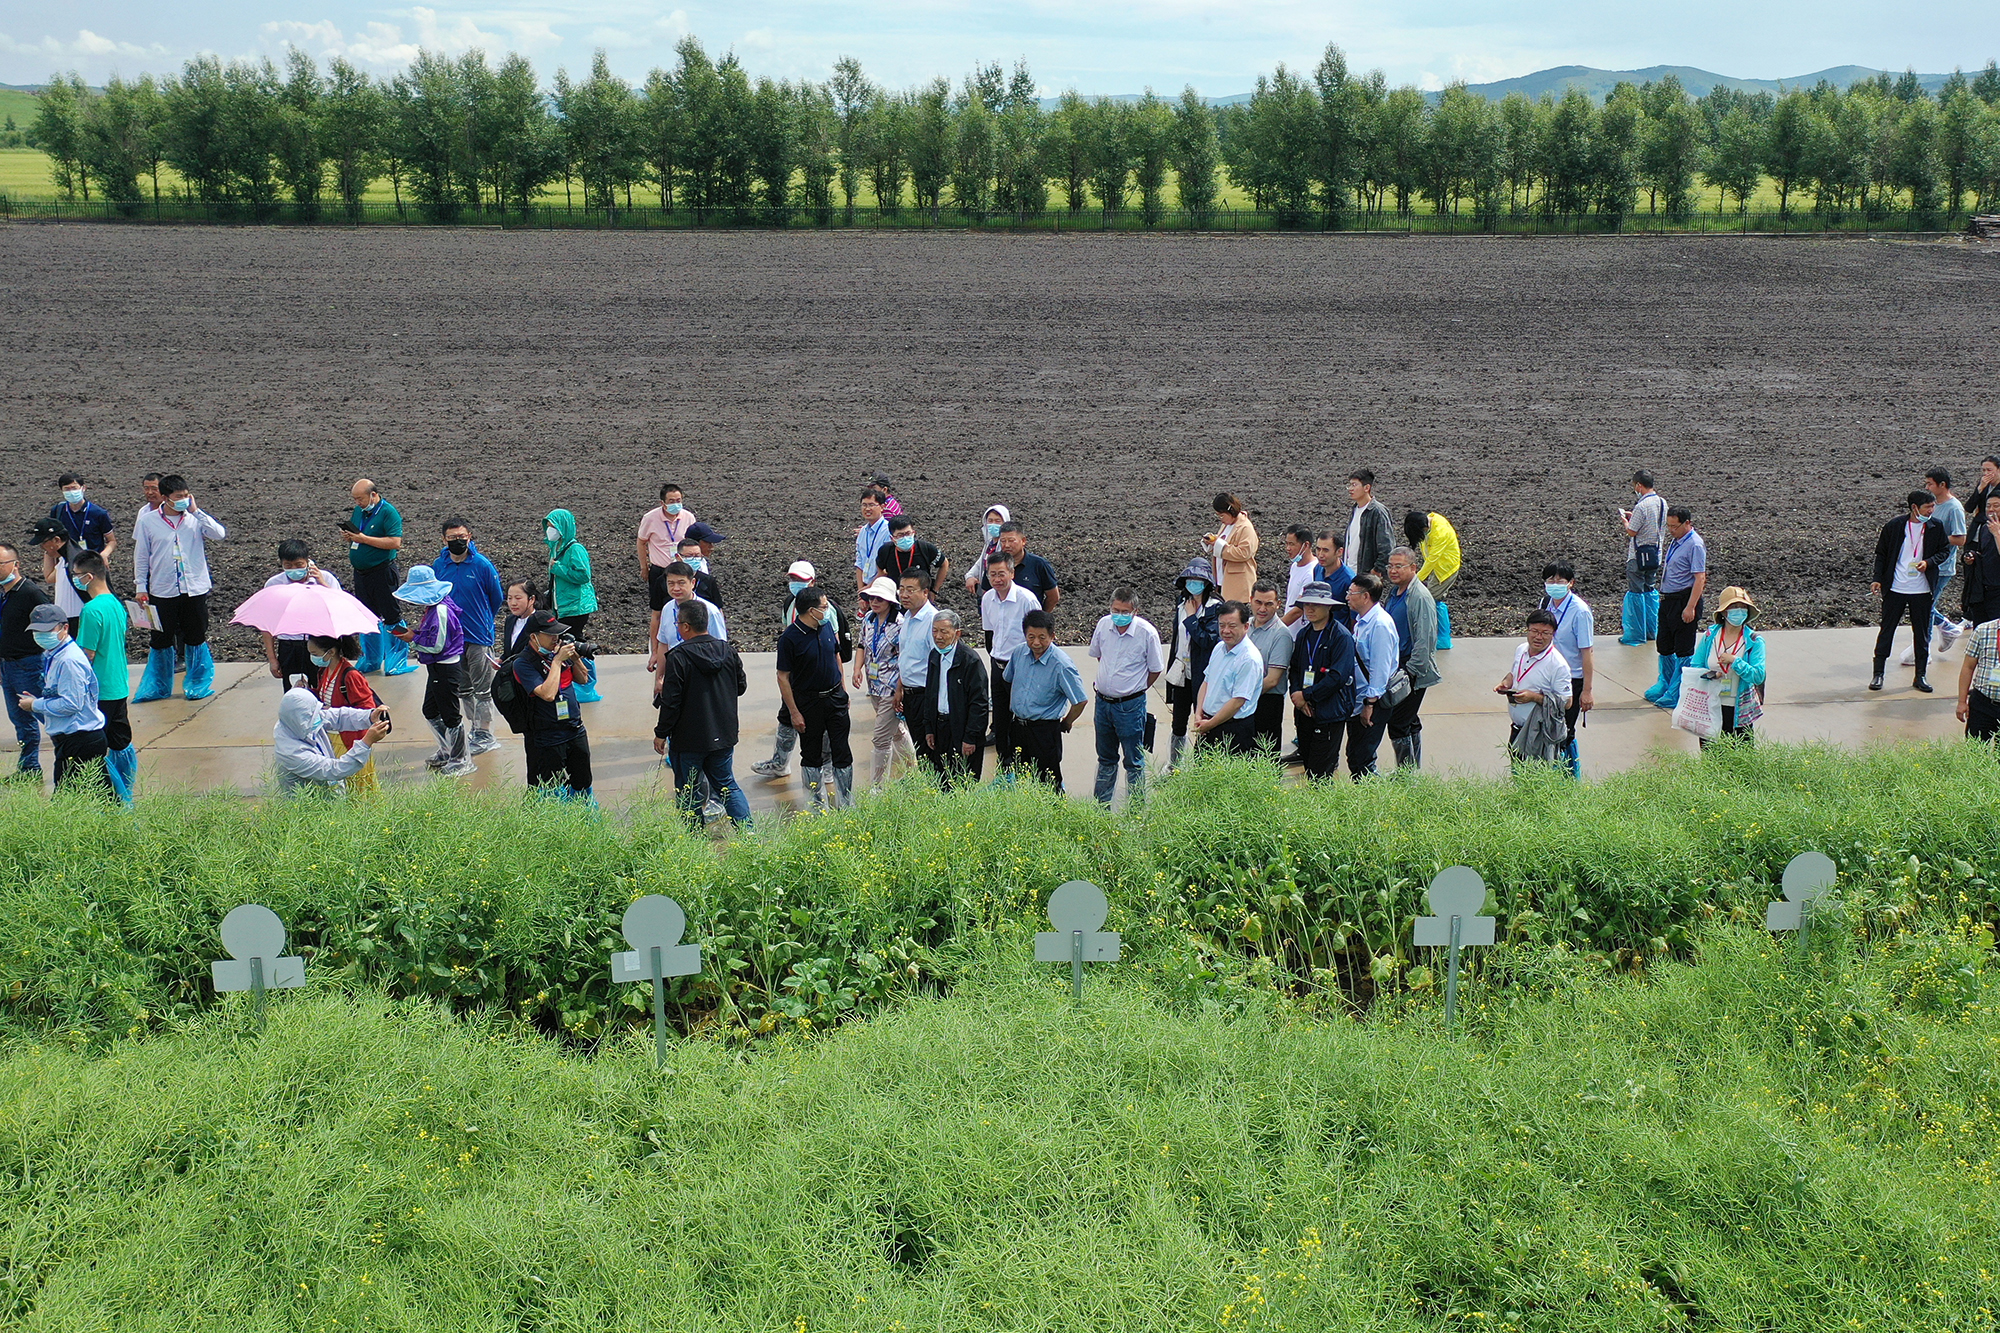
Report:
1765,851,1837,950
1034,881,1119,1002
611,896,702,1067
210,904,306,1032
1412,867,1496,1034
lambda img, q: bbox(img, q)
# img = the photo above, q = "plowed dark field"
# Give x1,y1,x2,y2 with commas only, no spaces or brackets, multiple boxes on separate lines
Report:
4,224,1997,659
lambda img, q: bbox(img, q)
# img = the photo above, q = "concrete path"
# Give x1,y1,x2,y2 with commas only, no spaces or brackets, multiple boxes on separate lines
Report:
57,626,1972,812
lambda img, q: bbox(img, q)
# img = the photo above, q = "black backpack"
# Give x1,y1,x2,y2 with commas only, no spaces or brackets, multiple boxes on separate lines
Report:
490,653,535,734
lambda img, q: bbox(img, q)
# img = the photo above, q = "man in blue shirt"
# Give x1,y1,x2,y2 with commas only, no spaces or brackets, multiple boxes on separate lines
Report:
1646,506,1707,711
1345,575,1398,779
776,587,854,810
854,488,892,599
894,571,940,768
439,518,506,756
1538,560,1595,779
51,475,117,557
1311,533,1355,629
1191,602,1265,756
19,604,107,795
1004,609,1088,789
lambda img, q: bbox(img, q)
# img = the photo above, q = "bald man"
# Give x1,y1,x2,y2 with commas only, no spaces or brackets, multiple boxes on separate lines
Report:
343,478,408,675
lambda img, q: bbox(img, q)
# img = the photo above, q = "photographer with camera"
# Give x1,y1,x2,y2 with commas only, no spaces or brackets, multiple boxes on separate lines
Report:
273,686,391,796
509,609,594,800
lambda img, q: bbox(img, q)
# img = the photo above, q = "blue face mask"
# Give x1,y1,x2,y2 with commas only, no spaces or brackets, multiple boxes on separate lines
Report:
171,497,192,513
1187,581,1208,597
70,574,91,592
789,580,809,596
687,557,708,573
1545,583,1569,602
309,652,331,667
1111,612,1134,629
894,535,915,552
32,630,60,650
665,502,682,516
1725,608,1749,627
62,489,84,506
283,567,310,582
984,523,1001,540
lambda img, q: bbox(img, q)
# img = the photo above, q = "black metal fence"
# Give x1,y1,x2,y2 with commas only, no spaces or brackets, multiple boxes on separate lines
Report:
0,195,1958,237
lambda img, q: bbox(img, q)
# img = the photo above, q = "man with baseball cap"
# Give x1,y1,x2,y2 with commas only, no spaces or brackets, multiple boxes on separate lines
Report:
18,604,108,794
751,560,852,778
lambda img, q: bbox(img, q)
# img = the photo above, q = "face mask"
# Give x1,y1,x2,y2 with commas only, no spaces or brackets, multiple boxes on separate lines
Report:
664,503,683,516
894,535,915,552
71,574,91,592
283,567,310,582
789,580,809,596
687,557,708,573
1111,612,1134,629
0,571,15,588
545,526,559,542
984,523,1000,540
1545,583,1569,602
62,489,83,505
1725,608,1749,627
1187,581,1207,597
32,630,59,650
171,497,192,513
309,652,331,667
446,539,470,556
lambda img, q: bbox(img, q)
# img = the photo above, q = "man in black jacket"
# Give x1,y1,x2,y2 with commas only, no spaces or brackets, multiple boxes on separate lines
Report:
1286,581,1358,780
0,542,52,777
654,599,751,828
1872,490,1951,693
1344,470,1393,579
922,609,990,789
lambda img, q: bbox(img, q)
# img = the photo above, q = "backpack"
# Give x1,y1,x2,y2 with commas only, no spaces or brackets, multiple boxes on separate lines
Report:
490,653,535,734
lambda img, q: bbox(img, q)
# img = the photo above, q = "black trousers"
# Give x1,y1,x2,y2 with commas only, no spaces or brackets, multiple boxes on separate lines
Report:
1658,588,1700,657
903,690,934,766
148,593,209,651
52,728,108,793
276,638,315,690
1011,717,1066,789
1387,687,1426,742
101,698,131,752
1345,710,1388,778
1698,705,1757,750
1210,715,1260,755
1874,590,1931,672
797,688,853,768
1166,681,1197,737
422,661,464,728
353,562,400,623
989,659,1015,762
1968,689,1999,742
525,728,592,795
928,738,984,789
1253,692,1285,750
1297,713,1342,779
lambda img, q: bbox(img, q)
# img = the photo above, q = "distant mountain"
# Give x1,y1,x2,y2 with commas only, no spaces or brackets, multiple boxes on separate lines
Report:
1433,64,1958,103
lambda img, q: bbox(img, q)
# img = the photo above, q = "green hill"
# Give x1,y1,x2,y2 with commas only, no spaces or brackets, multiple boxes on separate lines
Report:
1450,63,1957,103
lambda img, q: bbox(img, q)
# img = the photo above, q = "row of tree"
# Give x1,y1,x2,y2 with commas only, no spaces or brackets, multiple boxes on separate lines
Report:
26,43,2000,224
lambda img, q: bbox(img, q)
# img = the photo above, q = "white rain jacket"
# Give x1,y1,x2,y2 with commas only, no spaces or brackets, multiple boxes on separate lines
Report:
274,687,376,795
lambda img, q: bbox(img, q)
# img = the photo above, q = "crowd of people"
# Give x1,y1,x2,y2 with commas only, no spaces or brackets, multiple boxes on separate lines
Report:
4,456,1996,819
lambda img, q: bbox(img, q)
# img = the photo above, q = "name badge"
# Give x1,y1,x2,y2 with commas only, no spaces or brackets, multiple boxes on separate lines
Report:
555,700,571,721
1304,669,1317,686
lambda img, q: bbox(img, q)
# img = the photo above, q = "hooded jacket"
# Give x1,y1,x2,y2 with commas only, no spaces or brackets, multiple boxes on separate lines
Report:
655,635,748,752
274,687,376,794
1165,557,1223,691
544,510,598,617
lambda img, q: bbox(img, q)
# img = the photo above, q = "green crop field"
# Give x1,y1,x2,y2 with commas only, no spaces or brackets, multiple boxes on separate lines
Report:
2,742,1998,1326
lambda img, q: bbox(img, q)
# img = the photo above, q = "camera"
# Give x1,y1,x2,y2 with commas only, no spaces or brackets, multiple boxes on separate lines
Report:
559,633,599,659
373,706,392,735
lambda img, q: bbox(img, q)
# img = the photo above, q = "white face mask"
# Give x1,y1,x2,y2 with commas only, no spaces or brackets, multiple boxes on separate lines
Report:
545,526,559,542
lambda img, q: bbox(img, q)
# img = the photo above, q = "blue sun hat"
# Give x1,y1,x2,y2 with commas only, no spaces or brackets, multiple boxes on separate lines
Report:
393,565,454,605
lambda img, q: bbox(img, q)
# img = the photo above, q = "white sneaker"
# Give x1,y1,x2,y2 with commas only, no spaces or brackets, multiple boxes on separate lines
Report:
1898,645,1916,666
439,758,477,778
749,757,789,777
1939,621,1965,652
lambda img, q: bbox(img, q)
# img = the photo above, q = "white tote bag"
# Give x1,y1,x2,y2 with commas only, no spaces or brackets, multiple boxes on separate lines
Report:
1671,666,1723,740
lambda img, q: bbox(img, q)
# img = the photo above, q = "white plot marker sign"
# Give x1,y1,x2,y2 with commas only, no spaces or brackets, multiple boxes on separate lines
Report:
611,895,702,1066
211,903,306,1030
1034,880,1120,1001
1412,867,1495,1032
1766,852,1837,937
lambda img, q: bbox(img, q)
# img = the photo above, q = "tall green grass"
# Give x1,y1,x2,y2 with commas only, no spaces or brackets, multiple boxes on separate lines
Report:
2,918,1995,1330
3,741,1996,1047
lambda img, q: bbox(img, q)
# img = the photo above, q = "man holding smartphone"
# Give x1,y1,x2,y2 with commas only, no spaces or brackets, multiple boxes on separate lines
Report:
345,479,409,676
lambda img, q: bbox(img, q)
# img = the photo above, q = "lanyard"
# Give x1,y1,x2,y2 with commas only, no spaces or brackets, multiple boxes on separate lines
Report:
1546,594,1574,634
60,505,88,543
1664,532,1689,566
1518,645,1558,680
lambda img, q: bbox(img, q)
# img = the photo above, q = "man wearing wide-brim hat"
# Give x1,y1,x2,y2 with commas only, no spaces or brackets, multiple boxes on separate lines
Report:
1285,581,1358,781
390,565,473,778
1690,585,1767,746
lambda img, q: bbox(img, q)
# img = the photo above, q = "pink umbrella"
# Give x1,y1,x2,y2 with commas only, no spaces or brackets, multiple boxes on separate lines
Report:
230,583,383,639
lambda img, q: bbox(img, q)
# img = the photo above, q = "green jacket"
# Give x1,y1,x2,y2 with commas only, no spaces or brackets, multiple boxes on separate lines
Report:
544,510,598,617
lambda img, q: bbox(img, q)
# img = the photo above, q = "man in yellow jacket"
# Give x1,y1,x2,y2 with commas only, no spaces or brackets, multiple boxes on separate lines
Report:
1405,511,1462,648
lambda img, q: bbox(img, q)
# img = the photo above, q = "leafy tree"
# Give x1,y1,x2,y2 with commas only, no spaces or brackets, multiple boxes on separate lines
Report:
34,74,94,200
860,89,908,212
1043,91,1092,212
274,48,326,214
906,79,953,217
640,67,683,209
1638,75,1702,214
1763,91,1813,214
1128,91,1173,225
1496,92,1540,213
1702,108,1762,212
394,50,471,219
322,58,387,216
1232,66,1316,223
1310,44,1367,222
555,51,645,211
746,76,796,211
1082,98,1134,211
794,82,838,216
1937,87,1984,215
1370,86,1428,213
829,56,871,218
1170,87,1220,217
949,88,994,216
1538,90,1595,215
1974,60,2000,106
1886,98,1942,222
481,54,560,214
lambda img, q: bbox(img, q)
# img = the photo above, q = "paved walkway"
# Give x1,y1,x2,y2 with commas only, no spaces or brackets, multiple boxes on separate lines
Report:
68,626,1973,812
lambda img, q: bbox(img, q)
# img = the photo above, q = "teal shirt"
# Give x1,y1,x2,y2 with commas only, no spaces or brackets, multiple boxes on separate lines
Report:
348,500,402,571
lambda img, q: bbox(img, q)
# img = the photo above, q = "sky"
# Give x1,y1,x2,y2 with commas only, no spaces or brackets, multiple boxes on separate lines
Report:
2,0,1995,95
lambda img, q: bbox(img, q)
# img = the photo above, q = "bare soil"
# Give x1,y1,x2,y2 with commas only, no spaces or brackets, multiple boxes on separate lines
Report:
3,224,1996,660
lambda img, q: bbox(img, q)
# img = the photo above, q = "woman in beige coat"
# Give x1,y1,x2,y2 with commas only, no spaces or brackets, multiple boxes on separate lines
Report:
1205,493,1260,602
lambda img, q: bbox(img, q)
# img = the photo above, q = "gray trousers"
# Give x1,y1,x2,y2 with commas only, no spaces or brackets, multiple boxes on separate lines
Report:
459,644,496,734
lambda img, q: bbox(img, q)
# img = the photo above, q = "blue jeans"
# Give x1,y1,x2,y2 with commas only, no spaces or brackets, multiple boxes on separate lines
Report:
669,746,751,825
1093,693,1146,805
1,657,43,769
1931,573,1957,630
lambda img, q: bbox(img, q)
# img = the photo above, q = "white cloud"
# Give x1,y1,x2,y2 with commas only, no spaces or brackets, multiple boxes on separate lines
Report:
262,18,421,67
740,27,776,50
0,28,168,64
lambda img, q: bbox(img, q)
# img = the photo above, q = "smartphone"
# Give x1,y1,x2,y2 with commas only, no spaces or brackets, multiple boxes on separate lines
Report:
338,517,360,533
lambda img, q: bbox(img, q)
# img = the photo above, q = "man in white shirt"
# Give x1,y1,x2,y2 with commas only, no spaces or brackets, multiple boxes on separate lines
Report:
980,553,1042,771
131,473,225,702
1497,608,1574,765
1279,525,1318,631
1087,586,1164,805
651,562,727,688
